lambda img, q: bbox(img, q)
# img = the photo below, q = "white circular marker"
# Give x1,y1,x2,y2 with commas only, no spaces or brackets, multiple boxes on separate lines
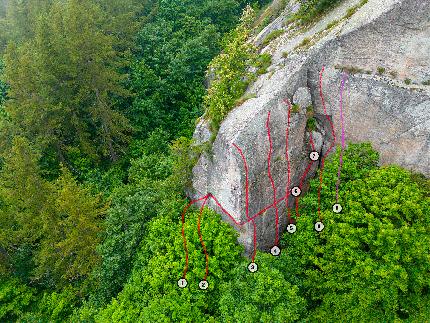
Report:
333,203,342,213
315,221,325,232
178,278,187,288
199,280,208,290
286,223,297,234
270,246,281,256
248,262,258,273
310,151,320,161
291,187,301,197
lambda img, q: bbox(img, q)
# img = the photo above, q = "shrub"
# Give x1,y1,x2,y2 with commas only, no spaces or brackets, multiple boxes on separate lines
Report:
326,19,339,29
377,66,386,75
97,210,244,322
262,29,284,46
404,78,412,85
295,0,343,25
281,143,430,322
219,253,306,322
291,104,300,113
335,65,364,74
344,6,358,18
299,37,311,47
306,117,317,131
204,6,257,133
255,53,272,74
0,278,35,321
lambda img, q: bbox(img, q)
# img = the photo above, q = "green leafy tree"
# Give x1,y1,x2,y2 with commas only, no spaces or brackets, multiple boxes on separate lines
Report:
0,278,35,321
97,209,244,322
19,285,80,322
4,0,131,162
219,253,306,322
92,134,189,305
204,5,257,132
34,168,107,288
281,143,430,322
92,180,161,305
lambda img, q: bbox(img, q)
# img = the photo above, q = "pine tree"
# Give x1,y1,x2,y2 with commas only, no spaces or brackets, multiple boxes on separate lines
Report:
4,0,131,162
35,167,107,288
0,137,48,277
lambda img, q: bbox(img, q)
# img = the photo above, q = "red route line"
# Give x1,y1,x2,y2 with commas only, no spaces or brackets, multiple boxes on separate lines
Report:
181,194,210,278
231,143,257,261
317,66,337,221
197,197,210,280
266,111,280,246
182,76,336,278
309,132,316,151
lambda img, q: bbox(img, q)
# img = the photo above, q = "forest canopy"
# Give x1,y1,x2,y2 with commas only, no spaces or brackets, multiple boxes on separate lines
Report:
0,0,429,322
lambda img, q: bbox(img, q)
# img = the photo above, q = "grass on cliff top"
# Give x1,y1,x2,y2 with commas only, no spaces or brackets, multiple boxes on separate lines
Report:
294,0,344,25
294,0,368,26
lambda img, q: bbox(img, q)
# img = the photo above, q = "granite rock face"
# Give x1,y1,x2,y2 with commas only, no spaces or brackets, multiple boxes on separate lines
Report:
191,0,430,254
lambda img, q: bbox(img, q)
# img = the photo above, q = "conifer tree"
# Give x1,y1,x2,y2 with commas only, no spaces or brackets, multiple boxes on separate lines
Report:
4,0,131,162
35,167,107,288
0,136,48,276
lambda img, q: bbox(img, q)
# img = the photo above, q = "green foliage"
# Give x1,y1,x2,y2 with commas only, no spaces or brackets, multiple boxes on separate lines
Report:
234,92,257,107
97,210,244,322
0,0,54,51
204,6,257,132
377,66,386,75
291,104,300,113
306,105,314,115
306,117,317,131
126,0,255,141
0,278,35,321
345,5,358,18
299,37,311,47
92,180,162,305
281,143,430,321
255,0,287,32
34,168,107,288
262,29,284,46
343,0,368,19
405,78,412,85
26,286,80,322
422,79,430,86
0,60,7,107
0,138,106,290
335,64,365,74
219,253,306,322
295,0,368,25
255,53,272,74
4,0,131,162
93,136,195,305
326,19,340,29
295,0,343,25
0,137,47,277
